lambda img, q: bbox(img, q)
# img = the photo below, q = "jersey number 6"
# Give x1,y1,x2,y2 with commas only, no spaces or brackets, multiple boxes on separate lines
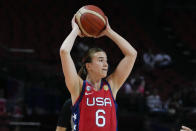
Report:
96,109,106,127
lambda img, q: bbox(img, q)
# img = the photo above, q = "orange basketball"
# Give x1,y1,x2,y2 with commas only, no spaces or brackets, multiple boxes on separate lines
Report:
75,5,107,37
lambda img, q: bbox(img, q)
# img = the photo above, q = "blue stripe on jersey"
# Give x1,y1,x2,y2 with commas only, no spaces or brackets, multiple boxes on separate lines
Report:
72,80,86,131
105,79,118,131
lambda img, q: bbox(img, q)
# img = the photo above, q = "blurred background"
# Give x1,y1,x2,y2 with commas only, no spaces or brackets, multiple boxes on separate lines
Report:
0,0,196,130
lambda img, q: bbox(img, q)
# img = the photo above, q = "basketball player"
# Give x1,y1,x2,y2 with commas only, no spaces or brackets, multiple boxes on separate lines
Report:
56,99,73,131
60,14,137,131
180,126,193,131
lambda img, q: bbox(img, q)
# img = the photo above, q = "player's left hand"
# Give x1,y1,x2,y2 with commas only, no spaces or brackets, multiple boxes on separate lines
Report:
93,16,111,38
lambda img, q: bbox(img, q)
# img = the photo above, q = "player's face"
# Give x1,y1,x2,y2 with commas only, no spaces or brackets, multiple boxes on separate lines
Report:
88,51,108,78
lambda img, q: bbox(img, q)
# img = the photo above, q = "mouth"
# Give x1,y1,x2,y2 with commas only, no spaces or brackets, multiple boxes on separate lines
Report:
102,69,108,72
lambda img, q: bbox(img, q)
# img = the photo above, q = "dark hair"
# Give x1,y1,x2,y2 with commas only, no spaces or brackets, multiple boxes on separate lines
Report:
78,48,105,79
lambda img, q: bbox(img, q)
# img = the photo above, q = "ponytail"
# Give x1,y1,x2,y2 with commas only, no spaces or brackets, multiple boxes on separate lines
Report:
78,64,87,80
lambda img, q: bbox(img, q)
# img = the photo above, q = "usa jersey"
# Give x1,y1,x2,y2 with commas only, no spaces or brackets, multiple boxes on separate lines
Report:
72,79,118,131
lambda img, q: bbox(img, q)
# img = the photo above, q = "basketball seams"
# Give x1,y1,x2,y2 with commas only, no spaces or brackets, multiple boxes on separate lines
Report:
84,5,105,17
80,8,106,25
82,14,105,36
76,7,106,37
75,9,92,37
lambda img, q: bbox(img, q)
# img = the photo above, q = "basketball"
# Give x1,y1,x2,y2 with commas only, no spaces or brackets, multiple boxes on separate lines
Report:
75,5,107,37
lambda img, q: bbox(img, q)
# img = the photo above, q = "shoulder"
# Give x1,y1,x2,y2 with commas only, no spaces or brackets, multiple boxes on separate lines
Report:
70,77,84,104
105,77,118,99
105,76,117,90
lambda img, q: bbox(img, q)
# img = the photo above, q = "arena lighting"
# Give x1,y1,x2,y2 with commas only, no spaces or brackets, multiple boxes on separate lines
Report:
0,44,34,53
9,121,41,126
9,48,34,53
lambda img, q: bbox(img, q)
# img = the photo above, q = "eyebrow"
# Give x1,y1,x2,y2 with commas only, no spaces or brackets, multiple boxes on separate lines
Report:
98,57,107,60
98,57,107,59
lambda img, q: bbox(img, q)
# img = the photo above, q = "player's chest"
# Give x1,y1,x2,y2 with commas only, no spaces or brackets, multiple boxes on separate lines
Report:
82,85,112,107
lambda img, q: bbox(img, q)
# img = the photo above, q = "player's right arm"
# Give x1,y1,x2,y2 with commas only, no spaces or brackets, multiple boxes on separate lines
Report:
60,16,83,103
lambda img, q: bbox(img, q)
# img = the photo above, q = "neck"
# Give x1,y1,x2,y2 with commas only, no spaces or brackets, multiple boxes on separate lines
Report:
86,74,102,90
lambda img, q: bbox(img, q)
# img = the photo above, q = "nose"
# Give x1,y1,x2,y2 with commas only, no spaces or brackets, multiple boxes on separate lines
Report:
103,61,108,67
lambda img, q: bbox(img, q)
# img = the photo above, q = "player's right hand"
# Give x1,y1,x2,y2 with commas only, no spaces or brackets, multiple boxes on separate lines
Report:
71,14,83,37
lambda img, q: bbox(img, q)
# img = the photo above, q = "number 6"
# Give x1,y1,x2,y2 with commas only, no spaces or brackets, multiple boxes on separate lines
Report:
96,109,105,127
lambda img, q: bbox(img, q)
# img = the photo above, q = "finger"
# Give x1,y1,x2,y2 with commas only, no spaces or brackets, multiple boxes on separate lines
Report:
105,16,108,21
79,34,84,38
105,16,109,25
182,126,192,131
182,126,191,130
71,15,75,28
93,35,101,38
71,14,77,24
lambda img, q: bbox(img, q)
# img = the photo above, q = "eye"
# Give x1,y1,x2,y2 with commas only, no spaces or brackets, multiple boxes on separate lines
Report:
99,59,103,62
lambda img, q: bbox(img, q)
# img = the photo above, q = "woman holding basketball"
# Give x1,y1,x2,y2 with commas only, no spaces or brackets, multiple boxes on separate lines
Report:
60,13,137,131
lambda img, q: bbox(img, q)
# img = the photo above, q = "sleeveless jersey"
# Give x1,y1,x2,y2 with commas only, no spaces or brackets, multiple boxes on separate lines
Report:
72,79,118,131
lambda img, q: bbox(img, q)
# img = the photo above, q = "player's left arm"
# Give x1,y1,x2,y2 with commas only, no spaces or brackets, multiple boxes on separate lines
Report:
104,20,137,99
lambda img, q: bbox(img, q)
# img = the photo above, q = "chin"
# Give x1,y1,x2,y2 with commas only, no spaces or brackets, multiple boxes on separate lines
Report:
99,72,107,78
102,74,107,78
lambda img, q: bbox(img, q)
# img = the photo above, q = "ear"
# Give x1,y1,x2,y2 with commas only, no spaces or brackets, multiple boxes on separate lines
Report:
85,63,91,71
